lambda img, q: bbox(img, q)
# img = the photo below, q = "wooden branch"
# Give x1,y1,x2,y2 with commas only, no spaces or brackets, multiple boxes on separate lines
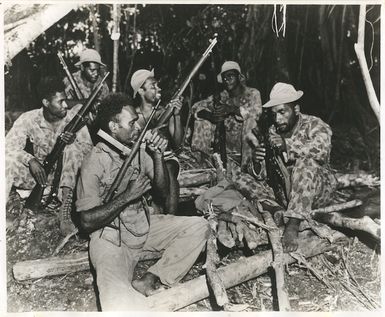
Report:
284,200,363,219
258,203,291,311
146,230,348,311
179,187,208,202
52,228,79,256
178,170,215,187
205,204,229,307
314,213,380,240
13,251,162,281
354,4,380,123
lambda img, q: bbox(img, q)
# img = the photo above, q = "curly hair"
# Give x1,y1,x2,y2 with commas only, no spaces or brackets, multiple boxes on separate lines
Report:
96,93,133,133
36,76,65,100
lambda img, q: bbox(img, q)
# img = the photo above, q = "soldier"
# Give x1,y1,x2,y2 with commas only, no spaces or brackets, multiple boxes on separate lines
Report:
76,93,209,310
6,76,93,235
248,82,337,252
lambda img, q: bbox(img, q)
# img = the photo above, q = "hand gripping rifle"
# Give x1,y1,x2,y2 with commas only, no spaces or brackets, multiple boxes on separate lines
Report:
24,72,110,211
155,35,218,127
103,100,162,203
57,51,85,101
253,111,291,208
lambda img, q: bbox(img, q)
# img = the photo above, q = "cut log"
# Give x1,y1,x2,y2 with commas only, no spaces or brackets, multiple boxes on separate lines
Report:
259,203,291,311
313,212,380,240
179,187,208,202
146,230,347,311
13,251,162,281
205,211,229,307
178,170,216,187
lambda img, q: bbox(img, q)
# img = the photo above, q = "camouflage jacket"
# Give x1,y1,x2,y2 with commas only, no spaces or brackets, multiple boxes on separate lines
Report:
191,86,262,168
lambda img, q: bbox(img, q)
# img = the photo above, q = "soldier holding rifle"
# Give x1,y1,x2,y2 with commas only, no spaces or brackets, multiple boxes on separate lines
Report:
247,83,337,252
130,69,183,215
191,61,262,170
63,48,110,104
5,76,93,235
75,93,209,310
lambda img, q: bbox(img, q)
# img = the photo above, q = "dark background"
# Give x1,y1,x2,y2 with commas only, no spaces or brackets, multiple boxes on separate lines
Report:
4,4,381,172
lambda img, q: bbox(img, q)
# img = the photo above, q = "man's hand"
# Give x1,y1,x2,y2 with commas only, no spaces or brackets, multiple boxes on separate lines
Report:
169,97,183,116
123,173,151,201
60,131,76,145
212,101,240,123
252,146,266,162
144,130,168,155
28,158,47,186
268,128,286,152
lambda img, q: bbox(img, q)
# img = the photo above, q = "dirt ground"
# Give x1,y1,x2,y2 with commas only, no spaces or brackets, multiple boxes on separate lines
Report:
6,184,381,312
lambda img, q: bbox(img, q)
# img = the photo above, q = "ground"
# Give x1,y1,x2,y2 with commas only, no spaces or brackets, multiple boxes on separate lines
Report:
5,184,380,312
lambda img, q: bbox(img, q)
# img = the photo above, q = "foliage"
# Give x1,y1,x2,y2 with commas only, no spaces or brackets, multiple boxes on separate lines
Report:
5,4,381,171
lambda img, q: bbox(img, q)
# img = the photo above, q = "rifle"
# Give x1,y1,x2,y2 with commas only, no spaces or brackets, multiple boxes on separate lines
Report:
210,42,227,168
103,100,162,203
24,72,110,211
155,35,218,127
57,51,85,100
253,110,291,208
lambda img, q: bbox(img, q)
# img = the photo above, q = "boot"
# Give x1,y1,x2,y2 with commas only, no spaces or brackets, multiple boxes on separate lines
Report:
59,187,76,236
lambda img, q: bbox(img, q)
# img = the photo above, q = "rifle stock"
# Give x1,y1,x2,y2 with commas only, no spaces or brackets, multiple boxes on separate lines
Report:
156,35,217,127
24,72,110,211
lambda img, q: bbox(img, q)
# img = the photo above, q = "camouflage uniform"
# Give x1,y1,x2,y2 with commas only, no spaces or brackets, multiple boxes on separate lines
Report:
191,86,262,169
63,70,110,101
5,104,93,201
231,113,338,224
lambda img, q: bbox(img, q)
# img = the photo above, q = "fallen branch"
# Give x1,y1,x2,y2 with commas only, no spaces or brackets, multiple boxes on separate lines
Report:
284,200,363,219
354,4,380,123
146,230,348,311
205,203,229,307
13,251,162,281
313,213,380,240
52,228,79,256
258,202,291,311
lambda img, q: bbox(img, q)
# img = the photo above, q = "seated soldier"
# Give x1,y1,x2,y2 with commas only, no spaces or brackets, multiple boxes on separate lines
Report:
248,82,338,252
130,69,183,214
5,76,93,235
76,93,209,311
191,61,262,170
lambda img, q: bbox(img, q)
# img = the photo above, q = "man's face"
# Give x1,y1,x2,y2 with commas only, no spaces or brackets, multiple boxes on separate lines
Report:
221,70,240,91
81,62,100,83
140,77,161,104
44,92,68,119
271,103,298,133
113,106,140,146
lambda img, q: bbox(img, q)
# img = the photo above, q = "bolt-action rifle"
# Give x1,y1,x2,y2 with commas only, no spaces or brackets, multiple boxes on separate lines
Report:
252,110,291,208
24,72,110,211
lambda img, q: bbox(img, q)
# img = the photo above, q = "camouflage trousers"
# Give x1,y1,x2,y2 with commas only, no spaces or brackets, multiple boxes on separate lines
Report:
227,157,338,220
6,145,85,202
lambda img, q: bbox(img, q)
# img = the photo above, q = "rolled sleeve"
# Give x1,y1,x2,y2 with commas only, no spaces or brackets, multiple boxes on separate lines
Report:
76,149,104,212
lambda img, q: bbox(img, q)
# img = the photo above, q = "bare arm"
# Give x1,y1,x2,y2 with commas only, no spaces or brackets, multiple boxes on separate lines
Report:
80,174,151,233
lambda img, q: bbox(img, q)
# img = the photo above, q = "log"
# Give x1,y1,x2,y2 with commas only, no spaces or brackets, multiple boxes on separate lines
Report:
13,251,162,281
179,187,208,201
259,204,291,311
146,230,347,311
313,213,380,240
205,206,229,307
178,170,216,188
